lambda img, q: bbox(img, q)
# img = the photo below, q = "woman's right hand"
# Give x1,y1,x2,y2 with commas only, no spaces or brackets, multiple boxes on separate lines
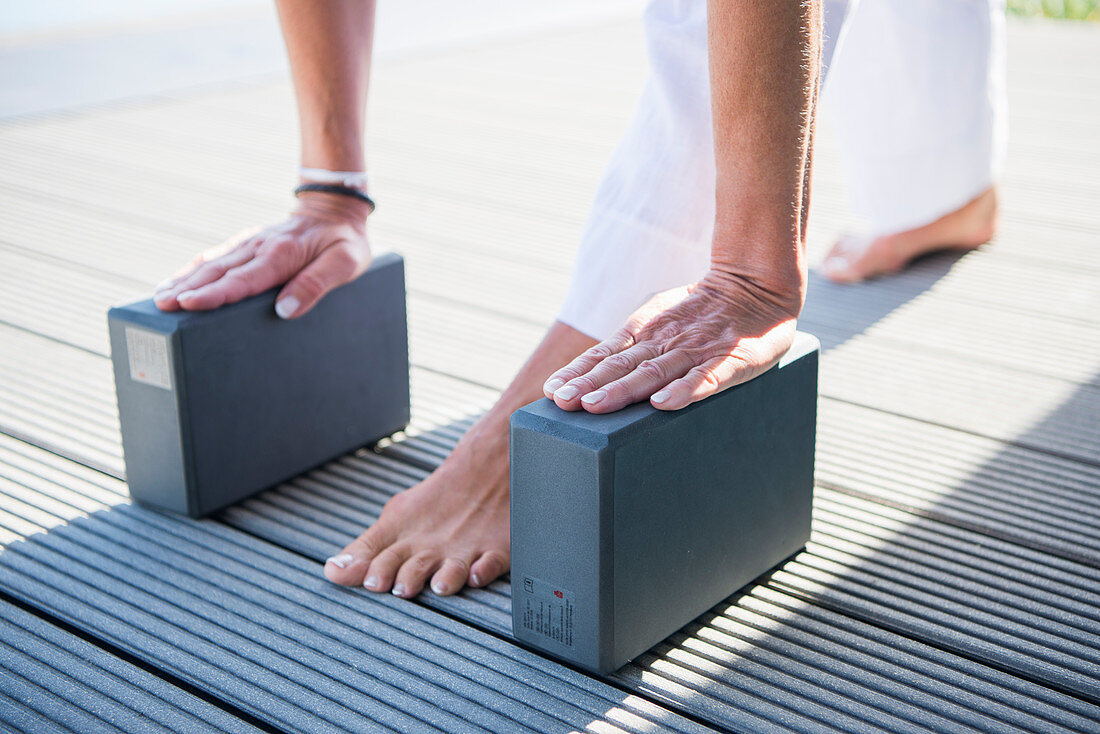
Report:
153,192,373,319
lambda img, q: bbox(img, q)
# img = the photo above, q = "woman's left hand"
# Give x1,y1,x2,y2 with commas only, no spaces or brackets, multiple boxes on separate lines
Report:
542,271,801,413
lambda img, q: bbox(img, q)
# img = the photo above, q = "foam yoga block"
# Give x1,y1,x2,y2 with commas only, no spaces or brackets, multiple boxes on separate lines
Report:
510,332,819,674
108,252,410,518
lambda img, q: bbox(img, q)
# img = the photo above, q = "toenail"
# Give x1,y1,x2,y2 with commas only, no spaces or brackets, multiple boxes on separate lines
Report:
651,390,670,404
823,257,847,271
554,385,578,401
430,579,447,595
176,290,196,302
581,390,606,405
392,583,407,597
543,378,564,393
363,575,379,589
326,553,354,568
471,573,482,587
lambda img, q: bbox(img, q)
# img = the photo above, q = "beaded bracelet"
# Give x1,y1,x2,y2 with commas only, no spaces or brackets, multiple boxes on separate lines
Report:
294,183,376,214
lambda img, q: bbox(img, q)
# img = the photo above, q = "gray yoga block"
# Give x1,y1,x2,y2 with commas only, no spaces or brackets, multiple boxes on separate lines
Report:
510,332,818,674
107,252,410,518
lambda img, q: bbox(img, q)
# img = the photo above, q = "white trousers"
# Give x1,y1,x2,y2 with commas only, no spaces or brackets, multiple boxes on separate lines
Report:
557,0,1007,340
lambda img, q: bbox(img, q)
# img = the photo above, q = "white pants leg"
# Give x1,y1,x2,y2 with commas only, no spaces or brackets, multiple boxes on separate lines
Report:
824,0,1008,236
557,0,1006,340
556,0,714,341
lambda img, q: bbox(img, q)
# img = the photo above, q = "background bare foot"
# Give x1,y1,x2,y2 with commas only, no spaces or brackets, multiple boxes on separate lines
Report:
822,186,998,284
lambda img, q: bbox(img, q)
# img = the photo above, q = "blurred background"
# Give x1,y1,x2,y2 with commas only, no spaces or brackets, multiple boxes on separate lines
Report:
0,1,644,118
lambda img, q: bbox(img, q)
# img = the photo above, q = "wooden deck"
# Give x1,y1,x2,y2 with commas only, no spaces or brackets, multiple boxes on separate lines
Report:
1,13,1099,733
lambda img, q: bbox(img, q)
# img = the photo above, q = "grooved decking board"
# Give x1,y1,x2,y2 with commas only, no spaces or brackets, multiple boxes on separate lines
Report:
0,599,263,734
0,503,711,733
626,584,1100,734
0,433,126,546
0,324,124,478
217,439,1100,731
799,267,1100,387
817,340,1100,464
789,491,1100,700
816,401,1100,565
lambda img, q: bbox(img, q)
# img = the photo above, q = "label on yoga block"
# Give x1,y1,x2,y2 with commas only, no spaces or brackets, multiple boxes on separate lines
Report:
125,327,173,391
519,575,576,648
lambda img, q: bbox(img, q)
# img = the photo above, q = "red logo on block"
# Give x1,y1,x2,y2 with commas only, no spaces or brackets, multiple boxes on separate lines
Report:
554,590,563,599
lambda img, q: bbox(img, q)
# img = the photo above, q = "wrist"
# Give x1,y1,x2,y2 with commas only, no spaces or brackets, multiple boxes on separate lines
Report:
292,192,372,231
700,264,805,318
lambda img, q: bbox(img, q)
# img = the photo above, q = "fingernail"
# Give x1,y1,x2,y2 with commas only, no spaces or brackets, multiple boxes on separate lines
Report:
554,385,578,401
275,295,299,320
391,583,406,597
471,573,482,587
581,390,606,405
652,390,671,404
326,553,354,568
176,290,196,302
543,378,564,394
363,575,379,590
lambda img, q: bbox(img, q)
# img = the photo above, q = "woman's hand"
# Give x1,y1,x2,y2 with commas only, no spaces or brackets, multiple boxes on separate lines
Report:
153,193,372,319
543,271,800,413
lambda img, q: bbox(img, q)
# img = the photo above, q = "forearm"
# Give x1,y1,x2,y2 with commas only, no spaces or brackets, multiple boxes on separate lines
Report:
276,0,376,173
706,0,822,311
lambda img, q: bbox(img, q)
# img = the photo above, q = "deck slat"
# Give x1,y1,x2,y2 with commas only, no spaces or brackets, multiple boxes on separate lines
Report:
0,599,263,734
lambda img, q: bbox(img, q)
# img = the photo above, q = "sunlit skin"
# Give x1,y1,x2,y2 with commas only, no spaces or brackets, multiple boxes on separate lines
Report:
153,0,826,598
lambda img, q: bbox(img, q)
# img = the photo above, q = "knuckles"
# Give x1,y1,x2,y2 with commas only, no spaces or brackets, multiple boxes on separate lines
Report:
583,343,614,361
633,359,670,383
600,352,637,372
326,244,361,280
292,269,329,302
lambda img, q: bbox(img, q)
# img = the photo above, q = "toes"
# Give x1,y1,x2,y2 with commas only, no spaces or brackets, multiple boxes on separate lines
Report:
362,547,405,593
429,557,471,596
469,550,509,588
822,234,868,283
392,552,442,599
323,524,395,586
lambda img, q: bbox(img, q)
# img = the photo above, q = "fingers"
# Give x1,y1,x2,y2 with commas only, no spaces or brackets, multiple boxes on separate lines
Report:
541,330,637,400
651,354,763,411
172,255,290,311
577,351,695,414
154,238,262,310
274,244,367,319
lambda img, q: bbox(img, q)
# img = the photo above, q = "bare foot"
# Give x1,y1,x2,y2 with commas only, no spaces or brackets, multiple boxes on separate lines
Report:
324,321,598,598
822,186,998,284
